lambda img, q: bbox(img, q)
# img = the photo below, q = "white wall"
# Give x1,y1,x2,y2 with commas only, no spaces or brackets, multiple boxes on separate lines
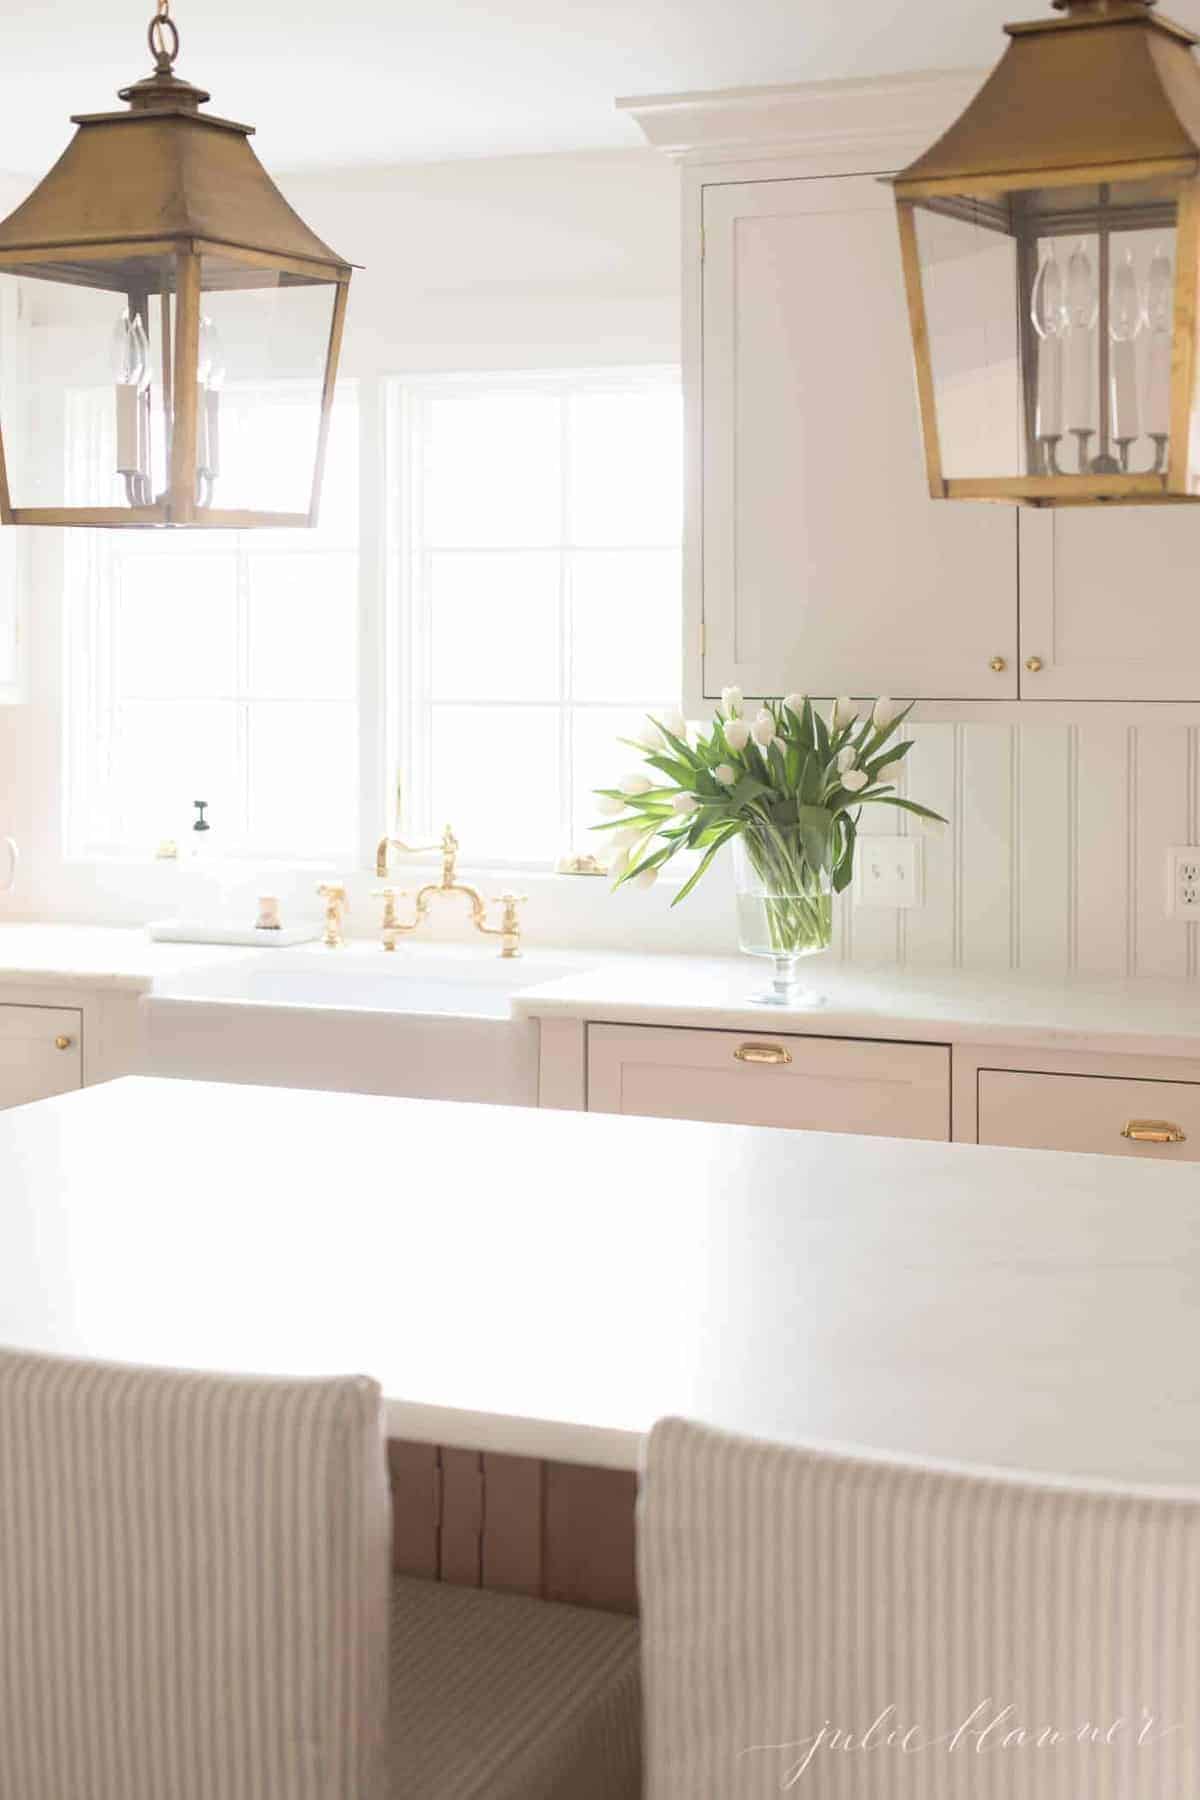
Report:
0,150,1196,978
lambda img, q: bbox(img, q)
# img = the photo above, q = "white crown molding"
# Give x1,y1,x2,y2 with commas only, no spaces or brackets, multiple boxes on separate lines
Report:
616,67,988,166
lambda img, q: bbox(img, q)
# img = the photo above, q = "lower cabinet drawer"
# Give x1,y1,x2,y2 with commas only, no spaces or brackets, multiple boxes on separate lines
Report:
978,1069,1200,1161
587,1024,950,1140
0,1005,83,1111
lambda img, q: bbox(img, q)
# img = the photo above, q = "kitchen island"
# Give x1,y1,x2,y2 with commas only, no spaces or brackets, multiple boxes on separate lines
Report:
2,1074,1198,1483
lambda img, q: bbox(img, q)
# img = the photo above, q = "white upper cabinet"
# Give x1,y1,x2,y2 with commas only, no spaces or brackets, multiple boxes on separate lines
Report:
1019,508,1200,701
0,275,23,705
698,174,1017,708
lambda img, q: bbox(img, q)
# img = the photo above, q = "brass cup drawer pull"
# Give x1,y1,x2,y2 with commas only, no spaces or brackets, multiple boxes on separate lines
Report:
734,1042,792,1067
1121,1118,1186,1145
54,1035,74,1051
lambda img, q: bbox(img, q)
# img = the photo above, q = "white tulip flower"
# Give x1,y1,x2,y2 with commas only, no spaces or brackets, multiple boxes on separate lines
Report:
672,792,700,815
636,867,660,890
836,745,857,774
720,684,744,719
608,848,630,878
634,722,661,751
752,710,776,748
621,772,653,796
841,768,869,793
783,693,805,716
596,794,625,817
662,711,688,743
611,825,641,848
714,764,736,786
833,695,856,727
724,717,751,752
872,696,904,731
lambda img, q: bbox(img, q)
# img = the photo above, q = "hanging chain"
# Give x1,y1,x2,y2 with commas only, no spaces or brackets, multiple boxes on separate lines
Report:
148,0,180,73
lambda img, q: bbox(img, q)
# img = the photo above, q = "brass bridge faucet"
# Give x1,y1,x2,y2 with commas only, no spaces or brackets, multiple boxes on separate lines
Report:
373,824,526,958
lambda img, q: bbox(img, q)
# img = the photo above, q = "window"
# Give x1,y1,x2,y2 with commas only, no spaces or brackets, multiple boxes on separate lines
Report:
63,366,683,870
65,387,359,861
391,369,683,863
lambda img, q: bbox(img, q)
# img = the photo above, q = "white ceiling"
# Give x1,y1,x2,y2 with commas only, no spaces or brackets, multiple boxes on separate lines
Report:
4,0,1200,175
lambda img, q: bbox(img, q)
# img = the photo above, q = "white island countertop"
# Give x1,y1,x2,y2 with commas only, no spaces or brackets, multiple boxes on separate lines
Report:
2,1076,1200,1485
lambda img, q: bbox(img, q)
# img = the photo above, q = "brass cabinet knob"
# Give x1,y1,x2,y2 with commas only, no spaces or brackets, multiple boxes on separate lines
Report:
1025,656,1044,673
1121,1118,1186,1144
989,656,1007,672
54,1035,73,1051
733,1042,792,1067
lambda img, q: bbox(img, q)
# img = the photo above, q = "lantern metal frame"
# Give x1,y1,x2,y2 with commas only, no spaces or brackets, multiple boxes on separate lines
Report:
893,0,1200,507
0,3,353,529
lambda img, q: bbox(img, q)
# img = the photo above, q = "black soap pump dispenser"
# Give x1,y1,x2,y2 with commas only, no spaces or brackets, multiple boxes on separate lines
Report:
191,800,212,861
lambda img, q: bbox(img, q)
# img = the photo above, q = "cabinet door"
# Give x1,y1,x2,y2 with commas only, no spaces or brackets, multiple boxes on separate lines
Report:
0,1005,83,1110
700,175,1017,704
979,1068,1200,1160
588,1024,949,1139
0,278,21,704
1020,508,1200,700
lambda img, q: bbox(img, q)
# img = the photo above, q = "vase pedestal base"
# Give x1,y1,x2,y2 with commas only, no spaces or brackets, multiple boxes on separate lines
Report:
749,953,830,1008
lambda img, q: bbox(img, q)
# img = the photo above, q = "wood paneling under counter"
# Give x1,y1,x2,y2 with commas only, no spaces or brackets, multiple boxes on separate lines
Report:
388,1439,639,1617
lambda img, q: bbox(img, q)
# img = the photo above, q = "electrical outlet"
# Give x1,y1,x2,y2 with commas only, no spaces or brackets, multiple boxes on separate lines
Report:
854,838,923,909
1167,846,1200,919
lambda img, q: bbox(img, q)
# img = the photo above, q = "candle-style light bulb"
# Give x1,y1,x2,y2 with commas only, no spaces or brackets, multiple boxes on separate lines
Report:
196,315,225,504
1030,249,1065,453
1063,238,1098,449
112,310,152,497
1109,246,1143,452
1146,240,1174,462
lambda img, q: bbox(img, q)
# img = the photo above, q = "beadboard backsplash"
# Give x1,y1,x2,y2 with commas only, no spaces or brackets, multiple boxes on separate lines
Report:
845,722,1196,980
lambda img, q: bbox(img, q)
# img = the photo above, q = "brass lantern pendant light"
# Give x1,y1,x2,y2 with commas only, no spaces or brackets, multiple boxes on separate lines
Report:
0,1,353,528
894,0,1200,507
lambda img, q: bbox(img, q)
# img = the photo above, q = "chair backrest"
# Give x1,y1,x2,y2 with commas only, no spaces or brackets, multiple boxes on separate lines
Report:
640,1416,1200,1799
0,1348,391,1800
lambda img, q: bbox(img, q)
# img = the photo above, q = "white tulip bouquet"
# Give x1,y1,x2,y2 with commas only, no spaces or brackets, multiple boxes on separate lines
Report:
594,689,946,964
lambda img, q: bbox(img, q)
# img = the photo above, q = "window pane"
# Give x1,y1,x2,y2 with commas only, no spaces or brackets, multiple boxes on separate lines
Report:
107,700,240,850
430,551,559,702
247,551,357,700
247,701,357,853
425,392,561,547
430,705,560,859
569,706,664,847
113,552,239,701
568,388,682,546
569,549,681,703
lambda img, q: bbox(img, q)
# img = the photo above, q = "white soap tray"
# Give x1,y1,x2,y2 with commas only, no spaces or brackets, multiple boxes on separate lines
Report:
147,921,321,948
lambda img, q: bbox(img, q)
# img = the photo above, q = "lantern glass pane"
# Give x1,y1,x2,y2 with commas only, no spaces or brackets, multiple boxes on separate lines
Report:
195,254,338,518
0,252,177,513
913,178,1183,484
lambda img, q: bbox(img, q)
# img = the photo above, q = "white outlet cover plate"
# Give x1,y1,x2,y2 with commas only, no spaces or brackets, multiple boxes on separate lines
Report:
854,838,924,910
1166,846,1200,919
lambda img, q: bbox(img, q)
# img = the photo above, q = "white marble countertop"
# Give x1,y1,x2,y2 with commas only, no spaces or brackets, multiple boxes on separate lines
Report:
0,923,239,991
3,1075,1200,1485
512,955,1200,1059
1,922,1198,1059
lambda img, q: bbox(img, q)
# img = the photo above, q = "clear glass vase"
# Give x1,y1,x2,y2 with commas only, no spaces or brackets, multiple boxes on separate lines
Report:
733,831,834,1006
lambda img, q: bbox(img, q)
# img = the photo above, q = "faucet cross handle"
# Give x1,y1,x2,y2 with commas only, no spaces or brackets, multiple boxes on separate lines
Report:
495,892,527,960
317,882,348,950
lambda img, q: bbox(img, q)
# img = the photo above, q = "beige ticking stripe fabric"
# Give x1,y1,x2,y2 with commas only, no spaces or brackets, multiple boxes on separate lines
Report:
390,1574,642,1799
0,1348,391,1800
640,1417,1200,1800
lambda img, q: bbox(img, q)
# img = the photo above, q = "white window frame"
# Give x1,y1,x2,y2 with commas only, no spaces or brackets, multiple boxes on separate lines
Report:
385,365,683,873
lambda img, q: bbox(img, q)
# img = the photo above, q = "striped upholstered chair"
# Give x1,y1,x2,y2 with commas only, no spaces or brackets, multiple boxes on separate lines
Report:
639,1416,1200,1799
0,1349,640,1800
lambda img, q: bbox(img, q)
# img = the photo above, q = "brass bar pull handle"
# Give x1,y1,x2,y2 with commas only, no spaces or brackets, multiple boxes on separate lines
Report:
734,1042,792,1067
1121,1118,1186,1145
55,1036,73,1051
